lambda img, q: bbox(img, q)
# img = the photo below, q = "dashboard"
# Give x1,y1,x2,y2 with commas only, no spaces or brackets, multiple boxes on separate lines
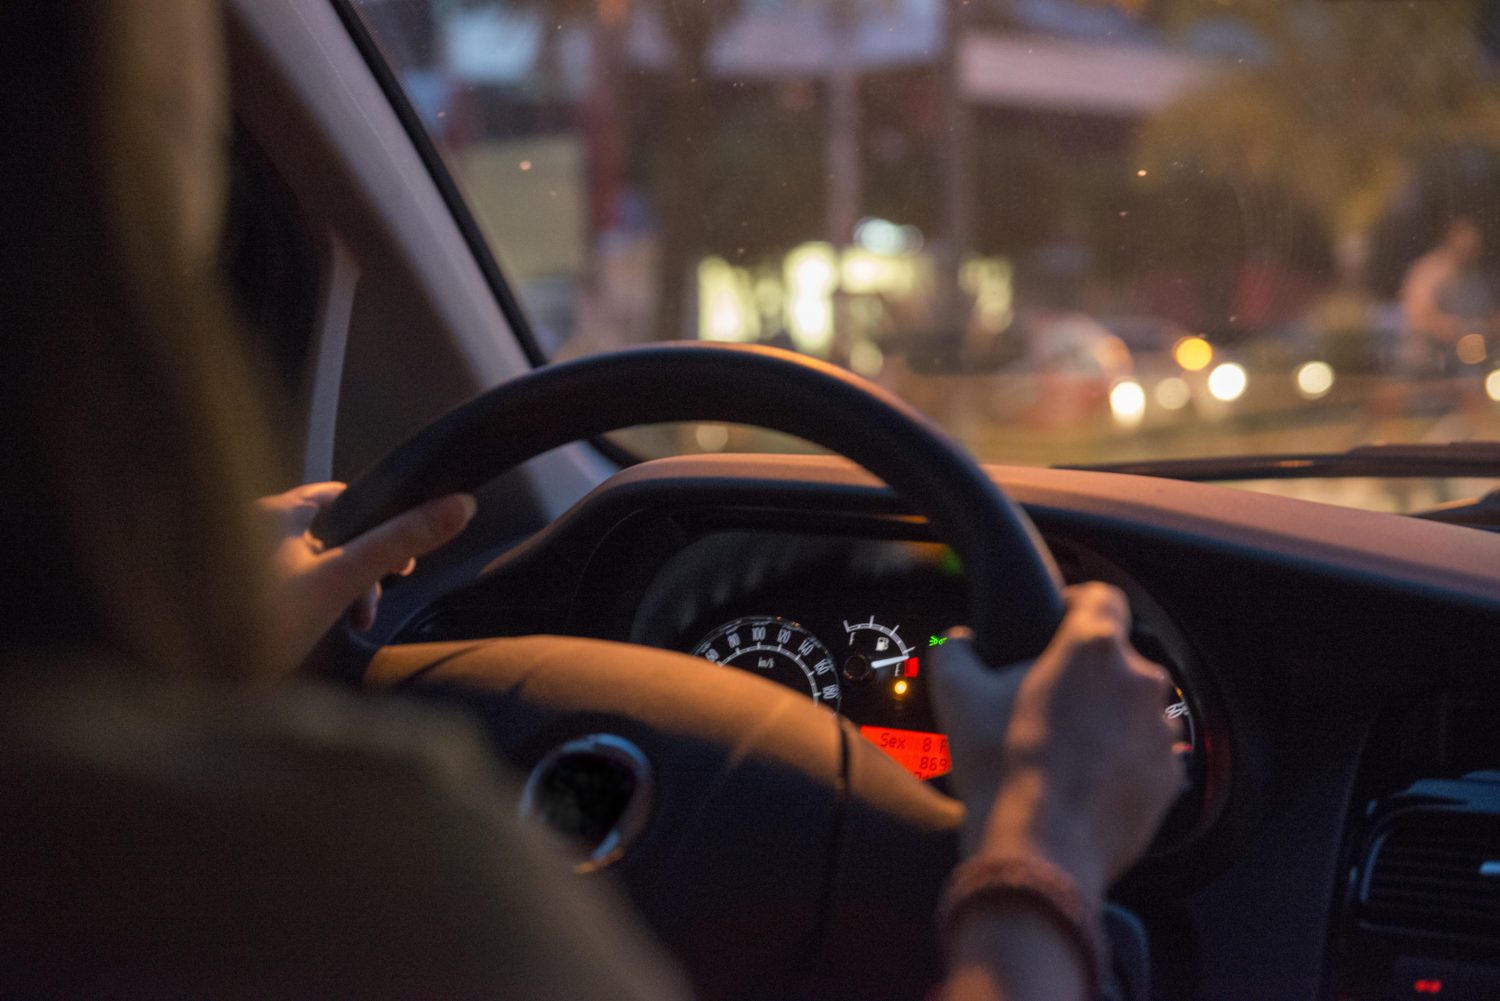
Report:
388,453,1500,1001
637,532,966,773
630,528,1207,840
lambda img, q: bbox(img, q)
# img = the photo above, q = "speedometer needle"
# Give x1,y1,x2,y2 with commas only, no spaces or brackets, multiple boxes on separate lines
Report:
869,655,909,669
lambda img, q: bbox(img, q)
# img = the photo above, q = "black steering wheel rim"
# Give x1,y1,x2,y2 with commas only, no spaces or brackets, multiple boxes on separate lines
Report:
314,342,1064,666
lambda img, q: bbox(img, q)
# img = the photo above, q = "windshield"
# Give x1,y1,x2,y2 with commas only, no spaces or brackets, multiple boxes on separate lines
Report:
352,0,1500,507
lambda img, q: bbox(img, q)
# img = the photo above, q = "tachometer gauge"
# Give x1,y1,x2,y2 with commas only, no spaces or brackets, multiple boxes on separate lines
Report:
840,617,917,684
692,617,841,710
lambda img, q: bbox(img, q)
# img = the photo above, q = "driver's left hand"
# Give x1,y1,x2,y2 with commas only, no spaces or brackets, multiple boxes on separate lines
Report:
256,482,476,672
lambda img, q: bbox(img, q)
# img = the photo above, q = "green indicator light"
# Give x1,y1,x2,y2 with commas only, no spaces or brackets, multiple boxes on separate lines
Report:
928,635,947,648
937,548,963,577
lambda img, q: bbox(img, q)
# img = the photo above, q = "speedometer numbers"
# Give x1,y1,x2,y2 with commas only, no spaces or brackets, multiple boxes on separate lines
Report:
688,614,918,714
692,616,841,710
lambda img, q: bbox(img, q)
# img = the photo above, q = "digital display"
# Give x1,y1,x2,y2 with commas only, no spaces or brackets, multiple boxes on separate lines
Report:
859,725,951,781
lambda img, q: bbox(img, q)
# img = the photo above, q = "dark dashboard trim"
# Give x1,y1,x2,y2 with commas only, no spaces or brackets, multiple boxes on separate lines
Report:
568,453,1500,617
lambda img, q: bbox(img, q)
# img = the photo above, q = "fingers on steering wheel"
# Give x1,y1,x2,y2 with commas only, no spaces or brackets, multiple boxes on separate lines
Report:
255,482,349,537
930,629,1033,762
315,493,477,614
291,481,348,507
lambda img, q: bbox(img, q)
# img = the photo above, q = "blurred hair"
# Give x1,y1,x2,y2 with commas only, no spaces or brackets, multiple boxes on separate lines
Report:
0,1,284,680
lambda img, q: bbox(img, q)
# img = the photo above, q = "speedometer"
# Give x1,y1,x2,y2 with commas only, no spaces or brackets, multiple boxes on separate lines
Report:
691,616,841,710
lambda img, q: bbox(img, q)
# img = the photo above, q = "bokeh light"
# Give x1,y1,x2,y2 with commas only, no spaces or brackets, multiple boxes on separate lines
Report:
1208,362,1248,402
1294,361,1335,399
695,424,730,451
1458,333,1488,365
1109,379,1147,428
1154,376,1191,410
1173,336,1213,372
1486,370,1500,402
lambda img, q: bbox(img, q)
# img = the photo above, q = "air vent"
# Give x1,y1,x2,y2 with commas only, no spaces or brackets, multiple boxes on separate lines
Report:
1362,810,1500,942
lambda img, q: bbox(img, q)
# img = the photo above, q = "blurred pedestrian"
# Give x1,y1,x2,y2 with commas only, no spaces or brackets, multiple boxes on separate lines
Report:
1377,217,1498,436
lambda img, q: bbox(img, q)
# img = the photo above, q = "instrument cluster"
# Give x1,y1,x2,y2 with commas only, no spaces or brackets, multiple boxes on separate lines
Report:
684,605,961,779
631,529,1201,797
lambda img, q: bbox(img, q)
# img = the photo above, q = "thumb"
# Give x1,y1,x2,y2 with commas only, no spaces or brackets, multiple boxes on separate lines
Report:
928,628,1029,826
927,628,983,720
312,493,477,612
928,628,1027,736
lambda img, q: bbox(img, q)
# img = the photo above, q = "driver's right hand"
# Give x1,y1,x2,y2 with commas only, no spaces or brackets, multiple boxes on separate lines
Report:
930,582,1184,908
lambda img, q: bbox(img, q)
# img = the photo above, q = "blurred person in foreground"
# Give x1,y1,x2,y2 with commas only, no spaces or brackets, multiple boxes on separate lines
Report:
0,3,1180,999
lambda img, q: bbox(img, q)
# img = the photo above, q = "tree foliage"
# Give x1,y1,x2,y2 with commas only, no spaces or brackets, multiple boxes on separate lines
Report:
1138,0,1500,244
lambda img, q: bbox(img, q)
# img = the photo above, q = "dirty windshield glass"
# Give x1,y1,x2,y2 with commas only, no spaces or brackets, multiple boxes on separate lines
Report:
354,0,1500,508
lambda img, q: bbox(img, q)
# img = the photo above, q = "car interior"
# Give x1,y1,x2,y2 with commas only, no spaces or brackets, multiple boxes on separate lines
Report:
11,1,1500,999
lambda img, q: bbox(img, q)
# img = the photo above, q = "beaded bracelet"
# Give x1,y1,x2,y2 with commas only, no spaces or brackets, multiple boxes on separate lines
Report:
937,853,1107,999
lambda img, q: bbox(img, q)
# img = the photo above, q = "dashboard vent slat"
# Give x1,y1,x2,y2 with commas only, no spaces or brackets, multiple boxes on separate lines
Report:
1362,811,1500,942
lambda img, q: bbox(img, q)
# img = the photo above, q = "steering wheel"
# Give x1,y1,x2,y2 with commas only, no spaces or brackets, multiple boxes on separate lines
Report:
312,342,1067,1000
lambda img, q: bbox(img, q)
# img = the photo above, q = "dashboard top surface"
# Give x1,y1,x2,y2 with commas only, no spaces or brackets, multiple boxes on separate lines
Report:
592,452,1500,608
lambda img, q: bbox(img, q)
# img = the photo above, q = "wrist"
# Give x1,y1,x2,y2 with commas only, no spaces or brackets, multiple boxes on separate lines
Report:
974,767,1108,909
939,852,1108,1000
947,907,1093,1001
